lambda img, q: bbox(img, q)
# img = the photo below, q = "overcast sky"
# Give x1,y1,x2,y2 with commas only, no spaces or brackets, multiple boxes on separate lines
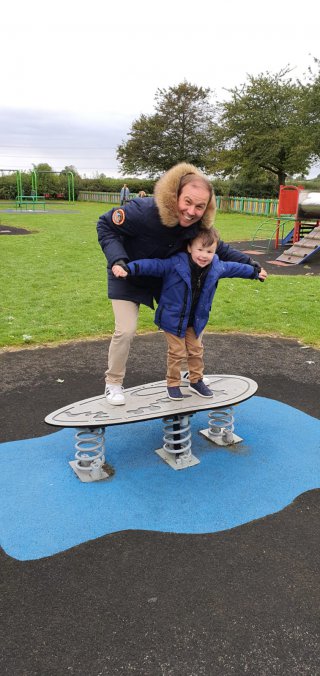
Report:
1,0,319,177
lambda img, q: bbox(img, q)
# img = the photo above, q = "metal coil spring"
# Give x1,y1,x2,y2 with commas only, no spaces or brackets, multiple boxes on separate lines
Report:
163,415,192,456
74,427,105,474
208,408,235,444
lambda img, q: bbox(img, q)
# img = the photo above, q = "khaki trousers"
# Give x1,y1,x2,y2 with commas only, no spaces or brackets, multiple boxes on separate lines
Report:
105,300,139,384
105,299,191,386
165,328,204,386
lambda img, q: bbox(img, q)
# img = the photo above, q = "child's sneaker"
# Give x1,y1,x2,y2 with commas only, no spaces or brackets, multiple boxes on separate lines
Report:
105,383,125,405
188,380,213,398
181,371,210,386
167,386,184,400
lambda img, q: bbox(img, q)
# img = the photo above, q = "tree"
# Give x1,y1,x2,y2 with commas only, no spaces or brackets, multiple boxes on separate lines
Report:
209,68,313,189
117,81,216,177
61,165,81,177
300,58,320,161
32,162,53,173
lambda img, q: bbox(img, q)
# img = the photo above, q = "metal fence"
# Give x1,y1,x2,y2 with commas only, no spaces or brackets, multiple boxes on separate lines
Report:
78,191,279,215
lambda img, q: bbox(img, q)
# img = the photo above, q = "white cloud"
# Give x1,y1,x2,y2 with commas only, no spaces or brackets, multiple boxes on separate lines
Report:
1,0,319,176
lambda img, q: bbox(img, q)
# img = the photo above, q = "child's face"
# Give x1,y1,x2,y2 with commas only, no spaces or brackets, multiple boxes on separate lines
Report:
187,237,217,267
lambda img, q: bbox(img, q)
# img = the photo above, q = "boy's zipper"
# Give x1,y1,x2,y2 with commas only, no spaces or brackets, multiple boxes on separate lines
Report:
177,286,189,336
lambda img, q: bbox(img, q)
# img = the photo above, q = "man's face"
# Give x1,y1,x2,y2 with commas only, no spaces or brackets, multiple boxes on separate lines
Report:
187,237,217,267
177,183,210,227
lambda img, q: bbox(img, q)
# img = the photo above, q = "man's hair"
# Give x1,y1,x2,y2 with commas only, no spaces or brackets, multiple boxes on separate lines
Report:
194,227,220,247
177,173,214,201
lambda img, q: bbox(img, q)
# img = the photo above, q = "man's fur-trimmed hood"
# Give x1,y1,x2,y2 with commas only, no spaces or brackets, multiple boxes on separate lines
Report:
154,162,216,229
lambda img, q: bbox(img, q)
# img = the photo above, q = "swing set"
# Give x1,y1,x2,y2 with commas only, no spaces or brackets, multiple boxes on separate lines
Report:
0,168,75,211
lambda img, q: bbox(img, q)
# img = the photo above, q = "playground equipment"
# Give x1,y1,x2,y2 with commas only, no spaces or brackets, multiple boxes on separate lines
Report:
0,169,46,211
250,185,302,251
0,168,75,211
275,186,320,264
45,375,258,480
251,185,320,264
15,192,46,211
31,170,75,203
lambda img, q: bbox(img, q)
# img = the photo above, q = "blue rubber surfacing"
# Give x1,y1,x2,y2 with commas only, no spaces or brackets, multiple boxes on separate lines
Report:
1,396,319,561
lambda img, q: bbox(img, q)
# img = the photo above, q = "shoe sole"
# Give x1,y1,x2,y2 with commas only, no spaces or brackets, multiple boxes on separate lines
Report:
181,372,210,386
167,394,184,401
106,397,125,406
188,386,213,398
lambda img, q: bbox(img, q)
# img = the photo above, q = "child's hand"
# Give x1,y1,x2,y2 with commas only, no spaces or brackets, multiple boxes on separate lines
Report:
258,269,268,281
112,264,128,278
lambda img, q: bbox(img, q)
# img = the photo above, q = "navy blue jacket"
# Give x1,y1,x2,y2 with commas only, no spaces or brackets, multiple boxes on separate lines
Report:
97,197,259,308
127,252,258,337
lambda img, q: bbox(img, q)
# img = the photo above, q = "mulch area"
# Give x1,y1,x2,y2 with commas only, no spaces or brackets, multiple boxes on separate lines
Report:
0,225,33,235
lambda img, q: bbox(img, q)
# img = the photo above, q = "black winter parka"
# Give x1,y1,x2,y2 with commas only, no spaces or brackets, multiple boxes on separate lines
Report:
96,163,259,308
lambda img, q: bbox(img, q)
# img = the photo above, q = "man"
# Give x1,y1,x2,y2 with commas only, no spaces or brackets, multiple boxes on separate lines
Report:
120,184,130,205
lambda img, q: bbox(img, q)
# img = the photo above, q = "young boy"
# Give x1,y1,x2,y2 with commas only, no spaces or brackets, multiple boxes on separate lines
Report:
112,228,266,401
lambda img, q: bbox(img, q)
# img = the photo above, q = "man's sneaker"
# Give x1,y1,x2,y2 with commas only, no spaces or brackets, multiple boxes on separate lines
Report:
167,386,184,400
181,371,210,386
105,383,125,406
188,380,213,398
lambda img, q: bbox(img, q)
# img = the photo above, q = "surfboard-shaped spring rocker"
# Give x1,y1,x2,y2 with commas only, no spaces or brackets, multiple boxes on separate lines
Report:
45,375,258,480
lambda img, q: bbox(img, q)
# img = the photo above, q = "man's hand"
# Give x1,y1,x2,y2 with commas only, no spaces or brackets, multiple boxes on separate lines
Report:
112,264,128,278
258,268,268,281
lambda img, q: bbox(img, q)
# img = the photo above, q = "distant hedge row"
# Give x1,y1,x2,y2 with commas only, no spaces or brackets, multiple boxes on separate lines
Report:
0,173,156,200
1,171,320,200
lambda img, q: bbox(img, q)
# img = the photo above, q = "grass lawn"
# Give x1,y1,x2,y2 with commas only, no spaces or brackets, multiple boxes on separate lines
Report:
1,201,319,349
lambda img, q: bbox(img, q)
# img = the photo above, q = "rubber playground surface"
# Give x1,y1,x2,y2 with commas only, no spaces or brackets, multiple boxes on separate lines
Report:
227,238,320,275
1,329,319,675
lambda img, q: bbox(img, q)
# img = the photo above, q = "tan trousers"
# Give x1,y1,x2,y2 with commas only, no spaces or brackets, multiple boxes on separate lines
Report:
105,300,139,384
165,328,204,386
105,299,191,385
